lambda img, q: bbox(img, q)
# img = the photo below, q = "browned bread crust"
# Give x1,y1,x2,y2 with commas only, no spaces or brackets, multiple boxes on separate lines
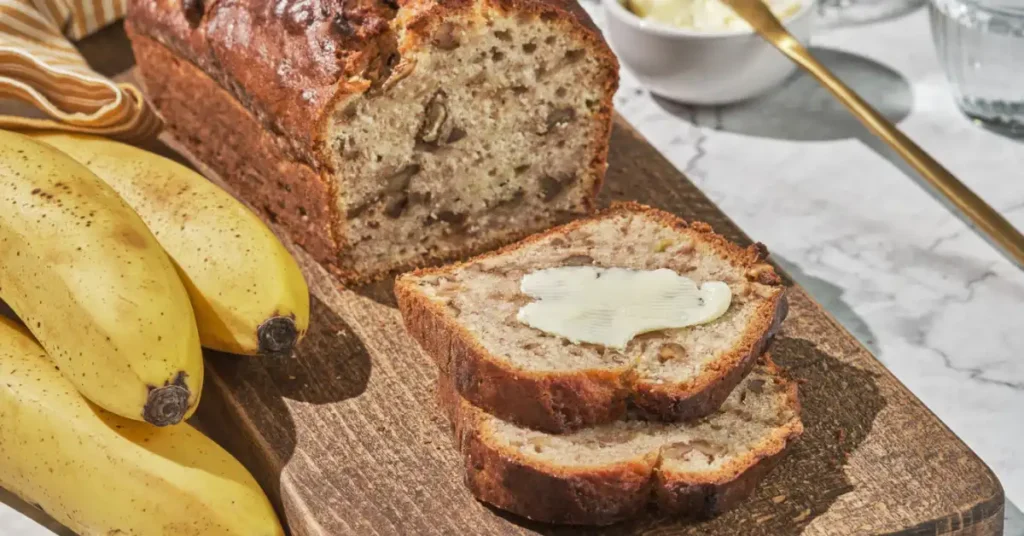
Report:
439,356,803,525
127,0,618,284
128,32,341,263
128,0,401,161
397,202,788,432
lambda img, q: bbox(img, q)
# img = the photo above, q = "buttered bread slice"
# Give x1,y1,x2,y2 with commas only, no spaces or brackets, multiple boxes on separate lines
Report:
441,356,803,525
397,202,787,432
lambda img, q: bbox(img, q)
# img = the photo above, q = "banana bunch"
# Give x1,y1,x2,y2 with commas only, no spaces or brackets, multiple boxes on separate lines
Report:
0,129,310,534
34,133,310,357
0,131,203,426
0,317,284,536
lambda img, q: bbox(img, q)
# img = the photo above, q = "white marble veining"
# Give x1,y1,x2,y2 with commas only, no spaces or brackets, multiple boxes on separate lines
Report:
2,3,1022,534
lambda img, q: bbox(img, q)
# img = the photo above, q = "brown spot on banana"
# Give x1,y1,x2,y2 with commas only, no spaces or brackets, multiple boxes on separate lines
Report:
257,315,299,358
116,225,149,249
143,372,191,426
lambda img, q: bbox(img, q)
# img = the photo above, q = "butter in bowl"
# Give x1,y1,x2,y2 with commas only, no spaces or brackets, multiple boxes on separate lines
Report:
603,0,815,104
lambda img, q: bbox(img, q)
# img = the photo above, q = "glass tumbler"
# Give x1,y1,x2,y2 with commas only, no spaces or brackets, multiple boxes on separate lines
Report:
931,0,1024,137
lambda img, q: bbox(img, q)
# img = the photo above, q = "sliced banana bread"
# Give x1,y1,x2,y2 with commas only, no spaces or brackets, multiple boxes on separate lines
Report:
397,202,787,432
441,356,803,525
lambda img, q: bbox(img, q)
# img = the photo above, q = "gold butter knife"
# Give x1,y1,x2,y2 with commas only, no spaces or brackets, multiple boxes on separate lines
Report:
721,0,1024,270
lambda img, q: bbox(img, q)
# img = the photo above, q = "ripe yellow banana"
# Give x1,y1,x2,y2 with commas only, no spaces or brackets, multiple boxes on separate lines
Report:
0,130,202,425
0,316,285,536
34,133,310,357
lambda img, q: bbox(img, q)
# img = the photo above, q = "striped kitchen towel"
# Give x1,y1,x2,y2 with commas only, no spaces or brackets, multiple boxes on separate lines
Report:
0,0,162,142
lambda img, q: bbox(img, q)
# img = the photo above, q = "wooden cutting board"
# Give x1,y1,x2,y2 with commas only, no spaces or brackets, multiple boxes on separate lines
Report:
181,120,1005,536
6,23,1006,536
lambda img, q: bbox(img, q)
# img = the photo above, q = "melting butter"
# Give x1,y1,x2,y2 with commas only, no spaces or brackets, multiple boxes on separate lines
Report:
517,266,731,349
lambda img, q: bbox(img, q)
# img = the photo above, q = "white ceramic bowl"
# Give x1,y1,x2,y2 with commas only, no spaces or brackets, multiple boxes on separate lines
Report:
603,0,815,105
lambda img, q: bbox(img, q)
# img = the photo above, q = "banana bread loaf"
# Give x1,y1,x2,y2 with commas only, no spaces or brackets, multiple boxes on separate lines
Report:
126,0,619,283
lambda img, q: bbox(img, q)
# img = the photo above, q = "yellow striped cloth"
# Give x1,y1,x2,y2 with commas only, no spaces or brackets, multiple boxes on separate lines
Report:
0,0,161,142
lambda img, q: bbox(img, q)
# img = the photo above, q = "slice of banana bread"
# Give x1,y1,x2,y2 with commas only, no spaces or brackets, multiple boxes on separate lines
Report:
441,356,803,525
127,0,618,283
397,202,787,432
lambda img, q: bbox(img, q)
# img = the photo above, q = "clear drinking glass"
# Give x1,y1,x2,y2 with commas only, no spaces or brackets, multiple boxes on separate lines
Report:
930,0,1024,137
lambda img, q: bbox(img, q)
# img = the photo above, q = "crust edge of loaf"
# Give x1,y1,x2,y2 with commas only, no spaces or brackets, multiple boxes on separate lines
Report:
437,355,804,525
396,202,789,432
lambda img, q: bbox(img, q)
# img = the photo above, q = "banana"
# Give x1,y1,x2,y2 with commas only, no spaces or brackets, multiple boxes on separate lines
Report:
0,316,285,536
0,130,202,425
33,133,310,357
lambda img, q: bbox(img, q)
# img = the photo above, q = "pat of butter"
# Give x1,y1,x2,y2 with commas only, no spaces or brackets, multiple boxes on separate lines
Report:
516,267,731,350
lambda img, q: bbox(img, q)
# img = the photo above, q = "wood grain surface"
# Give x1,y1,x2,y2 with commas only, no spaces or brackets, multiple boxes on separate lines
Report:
2,23,1005,536
175,120,1005,536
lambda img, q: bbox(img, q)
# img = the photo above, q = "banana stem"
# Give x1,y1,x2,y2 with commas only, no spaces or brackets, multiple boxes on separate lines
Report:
143,372,191,426
257,316,299,358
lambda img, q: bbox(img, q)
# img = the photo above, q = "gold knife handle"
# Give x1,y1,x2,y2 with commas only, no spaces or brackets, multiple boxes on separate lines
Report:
776,38,1024,269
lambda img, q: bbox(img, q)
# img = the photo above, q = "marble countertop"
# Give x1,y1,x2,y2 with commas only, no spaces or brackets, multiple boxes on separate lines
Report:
2,3,1022,534
590,1,1024,529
